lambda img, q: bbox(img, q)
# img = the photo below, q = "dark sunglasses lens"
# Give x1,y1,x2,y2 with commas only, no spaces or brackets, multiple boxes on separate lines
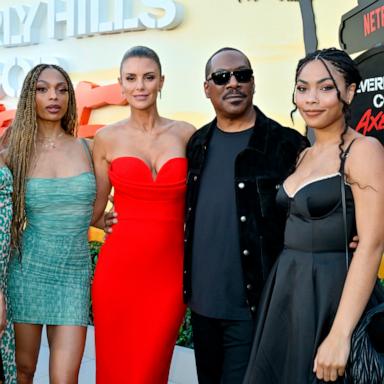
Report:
210,69,253,85
234,69,253,83
211,71,231,85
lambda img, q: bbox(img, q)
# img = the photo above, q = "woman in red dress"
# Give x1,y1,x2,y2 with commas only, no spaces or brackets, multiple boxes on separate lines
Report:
91,46,195,383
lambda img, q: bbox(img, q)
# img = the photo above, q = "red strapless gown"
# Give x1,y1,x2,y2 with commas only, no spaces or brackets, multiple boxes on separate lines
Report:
92,157,187,384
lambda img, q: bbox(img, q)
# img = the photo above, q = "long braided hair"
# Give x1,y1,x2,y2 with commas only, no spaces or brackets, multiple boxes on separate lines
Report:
7,64,78,251
291,47,361,167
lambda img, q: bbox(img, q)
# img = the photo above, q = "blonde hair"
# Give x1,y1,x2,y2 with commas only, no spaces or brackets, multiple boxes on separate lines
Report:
7,64,78,251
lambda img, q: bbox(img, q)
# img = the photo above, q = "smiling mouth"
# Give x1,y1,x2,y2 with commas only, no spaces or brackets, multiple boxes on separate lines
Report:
304,110,325,116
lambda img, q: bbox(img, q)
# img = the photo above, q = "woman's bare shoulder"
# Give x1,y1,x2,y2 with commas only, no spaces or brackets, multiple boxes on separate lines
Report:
75,137,94,151
347,134,384,183
169,119,196,141
349,134,383,157
94,119,129,141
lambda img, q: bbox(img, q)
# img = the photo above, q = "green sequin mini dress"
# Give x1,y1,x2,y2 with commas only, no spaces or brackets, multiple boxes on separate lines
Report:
8,172,96,326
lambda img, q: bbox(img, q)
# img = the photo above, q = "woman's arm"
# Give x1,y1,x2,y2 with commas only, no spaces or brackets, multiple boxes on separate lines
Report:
90,129,112,228
314,137,384,381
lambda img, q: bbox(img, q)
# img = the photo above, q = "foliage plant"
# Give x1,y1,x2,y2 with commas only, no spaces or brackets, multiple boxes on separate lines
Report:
176,308,193,348
89,241,101,325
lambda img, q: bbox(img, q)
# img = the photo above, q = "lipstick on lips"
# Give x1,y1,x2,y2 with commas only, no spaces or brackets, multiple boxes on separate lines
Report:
45,104,61,114
133,94,149,100
303,109,325,117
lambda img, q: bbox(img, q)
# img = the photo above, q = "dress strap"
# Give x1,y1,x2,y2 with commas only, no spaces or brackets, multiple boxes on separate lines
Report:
339,138,357,175
80,138,94,173
295,147,310,170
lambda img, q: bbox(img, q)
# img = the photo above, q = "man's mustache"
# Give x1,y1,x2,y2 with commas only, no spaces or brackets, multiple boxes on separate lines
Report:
223,90,247,99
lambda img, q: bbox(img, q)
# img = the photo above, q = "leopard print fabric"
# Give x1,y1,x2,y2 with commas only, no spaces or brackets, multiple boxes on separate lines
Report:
0,166,16,384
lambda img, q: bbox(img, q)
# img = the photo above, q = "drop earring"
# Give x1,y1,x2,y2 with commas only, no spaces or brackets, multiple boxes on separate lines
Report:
159,89,162,99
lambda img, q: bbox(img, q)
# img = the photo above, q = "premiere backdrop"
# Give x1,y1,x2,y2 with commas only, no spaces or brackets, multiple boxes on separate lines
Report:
0,0,357,132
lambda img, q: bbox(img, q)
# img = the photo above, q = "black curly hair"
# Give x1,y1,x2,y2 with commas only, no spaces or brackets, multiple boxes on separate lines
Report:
291,47,362,163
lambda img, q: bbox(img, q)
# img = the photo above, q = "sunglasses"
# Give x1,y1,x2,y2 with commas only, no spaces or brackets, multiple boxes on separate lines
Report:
207,68,253,85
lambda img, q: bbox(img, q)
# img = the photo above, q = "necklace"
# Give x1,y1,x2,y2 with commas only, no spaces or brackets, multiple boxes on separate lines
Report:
37,132,64,149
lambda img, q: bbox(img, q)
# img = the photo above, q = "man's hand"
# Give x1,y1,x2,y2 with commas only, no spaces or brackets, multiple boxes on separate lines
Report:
104,194,117,234
349,235,359,250
104,211,117,234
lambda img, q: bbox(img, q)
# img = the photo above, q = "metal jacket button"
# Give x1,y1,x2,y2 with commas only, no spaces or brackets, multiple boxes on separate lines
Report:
246,284,252,290
251,306,256,312
243,249,249,256
240,216,246,222
238,182,245,189
193,176,198,181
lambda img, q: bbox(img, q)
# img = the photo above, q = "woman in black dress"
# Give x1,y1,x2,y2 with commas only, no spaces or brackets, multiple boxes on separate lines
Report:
243,48,384,383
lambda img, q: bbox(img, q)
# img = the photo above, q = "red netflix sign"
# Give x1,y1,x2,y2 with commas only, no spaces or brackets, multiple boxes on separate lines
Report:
363,4,384,36
351,46,384,144
340,0,384,54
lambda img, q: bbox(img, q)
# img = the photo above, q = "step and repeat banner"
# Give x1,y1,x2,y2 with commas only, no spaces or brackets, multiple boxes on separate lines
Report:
340,0,384,144
352,46,384,143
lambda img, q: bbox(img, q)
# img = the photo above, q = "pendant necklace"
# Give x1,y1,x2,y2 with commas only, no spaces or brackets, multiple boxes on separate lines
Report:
37,132,64,149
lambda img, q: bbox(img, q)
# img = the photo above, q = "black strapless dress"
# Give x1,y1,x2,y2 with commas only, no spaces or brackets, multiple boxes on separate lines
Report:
243,174,356,384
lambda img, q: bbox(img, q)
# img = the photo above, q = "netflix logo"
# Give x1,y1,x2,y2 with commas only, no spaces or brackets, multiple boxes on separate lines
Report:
363,5,384,37
340,0,384,54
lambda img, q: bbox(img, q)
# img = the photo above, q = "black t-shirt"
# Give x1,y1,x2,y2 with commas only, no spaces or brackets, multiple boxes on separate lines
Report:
189,124,253,320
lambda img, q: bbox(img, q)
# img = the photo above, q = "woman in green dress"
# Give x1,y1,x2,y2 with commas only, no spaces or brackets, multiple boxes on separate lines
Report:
6,64,96,384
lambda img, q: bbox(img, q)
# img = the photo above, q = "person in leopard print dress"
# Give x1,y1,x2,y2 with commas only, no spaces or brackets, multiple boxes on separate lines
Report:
0,147,16,384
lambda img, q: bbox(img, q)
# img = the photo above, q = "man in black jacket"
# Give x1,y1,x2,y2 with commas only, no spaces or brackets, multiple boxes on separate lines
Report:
183,47,308,383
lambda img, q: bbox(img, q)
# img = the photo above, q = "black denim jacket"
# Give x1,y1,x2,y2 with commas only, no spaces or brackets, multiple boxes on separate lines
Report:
183,106,309,315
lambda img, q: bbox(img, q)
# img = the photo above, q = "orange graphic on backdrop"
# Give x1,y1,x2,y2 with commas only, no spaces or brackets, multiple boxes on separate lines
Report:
0,81,127,138
76,81,127,137
0,105,16,133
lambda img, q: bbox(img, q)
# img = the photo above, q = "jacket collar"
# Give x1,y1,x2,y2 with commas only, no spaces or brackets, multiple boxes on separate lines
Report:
248,106,269,154
201,105,270,154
